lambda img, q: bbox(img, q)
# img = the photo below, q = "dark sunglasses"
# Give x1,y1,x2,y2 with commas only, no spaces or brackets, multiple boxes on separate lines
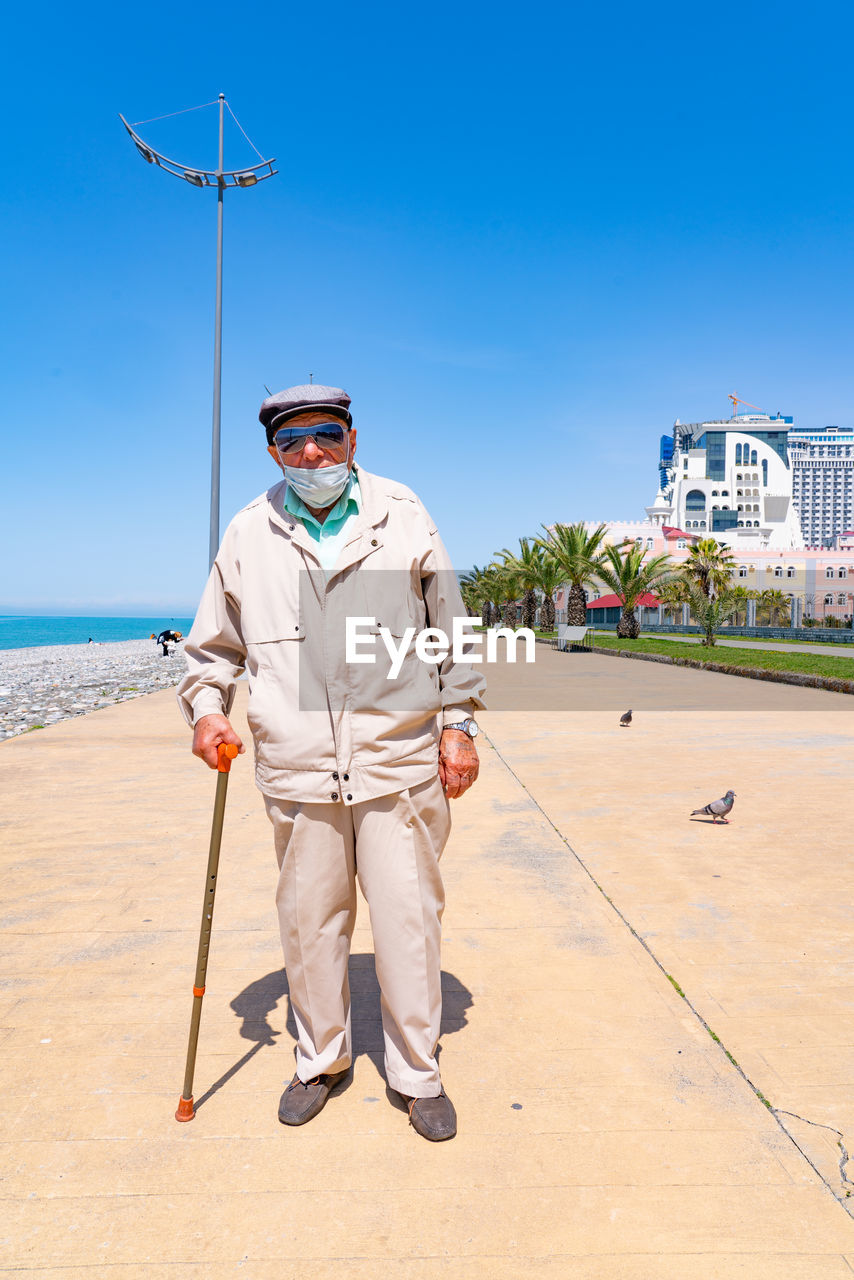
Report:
273,422,349,457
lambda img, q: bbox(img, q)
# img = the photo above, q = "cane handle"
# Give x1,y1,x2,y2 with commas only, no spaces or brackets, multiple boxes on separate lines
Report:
217,743,239,772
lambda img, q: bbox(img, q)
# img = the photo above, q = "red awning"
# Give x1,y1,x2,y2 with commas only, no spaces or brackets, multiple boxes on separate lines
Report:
586,592,662,610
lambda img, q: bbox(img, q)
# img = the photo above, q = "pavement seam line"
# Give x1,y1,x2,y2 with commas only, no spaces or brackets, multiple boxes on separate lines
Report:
482,729,854,1222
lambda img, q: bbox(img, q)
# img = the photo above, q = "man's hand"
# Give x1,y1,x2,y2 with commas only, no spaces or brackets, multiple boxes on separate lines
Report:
438,728,479,799
192,713,245,770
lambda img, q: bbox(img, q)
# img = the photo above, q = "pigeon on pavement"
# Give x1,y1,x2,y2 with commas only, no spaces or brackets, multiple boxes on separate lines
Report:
619,709,632,727
691,790,736,823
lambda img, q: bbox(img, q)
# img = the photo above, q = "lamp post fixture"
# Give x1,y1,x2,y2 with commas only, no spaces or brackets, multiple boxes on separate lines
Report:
120,95,277,567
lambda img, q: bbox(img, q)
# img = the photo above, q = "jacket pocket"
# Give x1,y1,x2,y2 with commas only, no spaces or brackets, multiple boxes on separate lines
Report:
245,624,306,662
244,631,316,736
247,656,334,772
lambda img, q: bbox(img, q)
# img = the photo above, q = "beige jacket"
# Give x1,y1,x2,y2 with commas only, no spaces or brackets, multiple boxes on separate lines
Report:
177,467,486,804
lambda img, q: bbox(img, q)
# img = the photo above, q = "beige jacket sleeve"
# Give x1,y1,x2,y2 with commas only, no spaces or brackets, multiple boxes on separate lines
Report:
176,562,247,728
420,514,487,727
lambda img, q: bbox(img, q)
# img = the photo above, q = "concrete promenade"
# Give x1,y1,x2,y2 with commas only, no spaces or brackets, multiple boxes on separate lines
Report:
2,649,854,1276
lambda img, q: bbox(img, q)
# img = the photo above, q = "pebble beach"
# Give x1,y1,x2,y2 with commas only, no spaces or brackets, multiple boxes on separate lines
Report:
0,639,189,741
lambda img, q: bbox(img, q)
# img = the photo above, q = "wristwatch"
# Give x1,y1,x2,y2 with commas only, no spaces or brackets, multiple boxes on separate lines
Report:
444,718,479,738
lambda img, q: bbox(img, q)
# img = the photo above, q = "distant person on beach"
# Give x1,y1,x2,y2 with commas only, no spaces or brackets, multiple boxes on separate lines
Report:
178,382,485,1142
156,629,182,657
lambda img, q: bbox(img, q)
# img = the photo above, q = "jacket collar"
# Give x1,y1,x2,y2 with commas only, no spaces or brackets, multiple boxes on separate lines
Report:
265,467,390,571
348,467,389,533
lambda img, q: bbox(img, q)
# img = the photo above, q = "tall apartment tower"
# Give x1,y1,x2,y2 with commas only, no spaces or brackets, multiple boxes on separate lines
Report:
647,413,804,550
788,426,854,547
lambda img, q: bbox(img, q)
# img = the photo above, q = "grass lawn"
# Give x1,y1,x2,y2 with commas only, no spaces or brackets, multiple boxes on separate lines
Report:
649,631,854,649
592,633,854,681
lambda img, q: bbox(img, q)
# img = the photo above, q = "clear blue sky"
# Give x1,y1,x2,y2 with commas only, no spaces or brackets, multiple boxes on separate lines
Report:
4,0,854,612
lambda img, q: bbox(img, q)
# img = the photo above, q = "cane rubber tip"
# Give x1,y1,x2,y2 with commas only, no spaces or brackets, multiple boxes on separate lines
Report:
175,1096,195,1122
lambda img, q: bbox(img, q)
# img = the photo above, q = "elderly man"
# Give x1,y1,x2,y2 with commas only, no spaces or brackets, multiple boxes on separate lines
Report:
177,383,485,1141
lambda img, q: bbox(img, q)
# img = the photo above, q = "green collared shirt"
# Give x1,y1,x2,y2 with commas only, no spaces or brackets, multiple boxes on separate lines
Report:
282,469,362,571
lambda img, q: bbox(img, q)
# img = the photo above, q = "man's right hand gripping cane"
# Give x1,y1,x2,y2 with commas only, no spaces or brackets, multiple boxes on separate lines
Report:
192,714,246,770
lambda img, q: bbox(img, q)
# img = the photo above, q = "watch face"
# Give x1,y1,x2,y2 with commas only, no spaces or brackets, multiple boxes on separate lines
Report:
467,720,479,737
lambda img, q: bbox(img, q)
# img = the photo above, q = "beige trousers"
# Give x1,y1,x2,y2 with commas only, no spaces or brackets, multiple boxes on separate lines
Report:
263,775,451,1098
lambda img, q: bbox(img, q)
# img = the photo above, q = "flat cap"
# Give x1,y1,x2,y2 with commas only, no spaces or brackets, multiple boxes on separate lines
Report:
259,383,352,443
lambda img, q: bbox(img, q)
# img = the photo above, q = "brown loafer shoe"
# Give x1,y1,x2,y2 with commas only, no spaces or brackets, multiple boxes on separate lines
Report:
406,1089,457,1141
278,1070,347,1126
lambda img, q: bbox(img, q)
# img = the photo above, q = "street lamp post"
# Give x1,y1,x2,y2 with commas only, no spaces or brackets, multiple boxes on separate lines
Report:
120,96,277,567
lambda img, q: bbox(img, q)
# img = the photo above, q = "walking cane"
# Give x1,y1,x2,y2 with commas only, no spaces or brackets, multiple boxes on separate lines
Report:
175,741,239,1122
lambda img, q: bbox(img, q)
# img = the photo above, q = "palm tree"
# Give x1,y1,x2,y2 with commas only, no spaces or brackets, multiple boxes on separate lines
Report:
459,568,482,618
755,588,791,626
486,561,521,628
686,584,739,647
537,522,609,626
474,565,504,626
485,567,506,626
725,584,753,627
681,537,736,600
658,578,689,625
459,565,498,623
497,537,541,631
497,539,563,632
596,544,675,638
533,548,563,632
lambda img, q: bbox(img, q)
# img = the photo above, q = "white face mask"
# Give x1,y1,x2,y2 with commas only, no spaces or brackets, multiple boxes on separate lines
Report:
283,460,351,509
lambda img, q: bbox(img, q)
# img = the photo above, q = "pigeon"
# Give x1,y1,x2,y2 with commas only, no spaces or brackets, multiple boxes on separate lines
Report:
691,790,736,824
619,709,632,727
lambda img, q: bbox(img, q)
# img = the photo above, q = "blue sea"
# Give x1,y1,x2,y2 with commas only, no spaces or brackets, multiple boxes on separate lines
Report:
0,616,196,651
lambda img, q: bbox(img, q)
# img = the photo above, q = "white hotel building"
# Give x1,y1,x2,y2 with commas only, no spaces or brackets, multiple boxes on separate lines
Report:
567,410,854,625
646,413,804,550
647,412,854,550
788,425,854,548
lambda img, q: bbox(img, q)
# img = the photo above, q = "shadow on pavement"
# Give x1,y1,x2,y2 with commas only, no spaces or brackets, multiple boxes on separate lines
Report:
193,953,472,1111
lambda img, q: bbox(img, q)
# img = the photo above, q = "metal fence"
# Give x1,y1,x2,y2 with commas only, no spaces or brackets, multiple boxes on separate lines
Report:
501,589,854,634
550,592,854,640
589,621,854,644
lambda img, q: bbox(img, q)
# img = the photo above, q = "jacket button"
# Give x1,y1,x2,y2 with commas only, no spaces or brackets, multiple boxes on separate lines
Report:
371,539,378,546
288,525,295,532
346,794,353,801
331,792,339,801
342,773,349,781
295,625,299,631
332,772,339,780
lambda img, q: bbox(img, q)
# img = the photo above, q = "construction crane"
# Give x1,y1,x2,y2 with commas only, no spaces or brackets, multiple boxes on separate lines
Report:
728,392,764,418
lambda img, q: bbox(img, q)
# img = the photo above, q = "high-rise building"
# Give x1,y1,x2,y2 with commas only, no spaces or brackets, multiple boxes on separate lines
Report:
647,413,803,550
788,426,854,548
